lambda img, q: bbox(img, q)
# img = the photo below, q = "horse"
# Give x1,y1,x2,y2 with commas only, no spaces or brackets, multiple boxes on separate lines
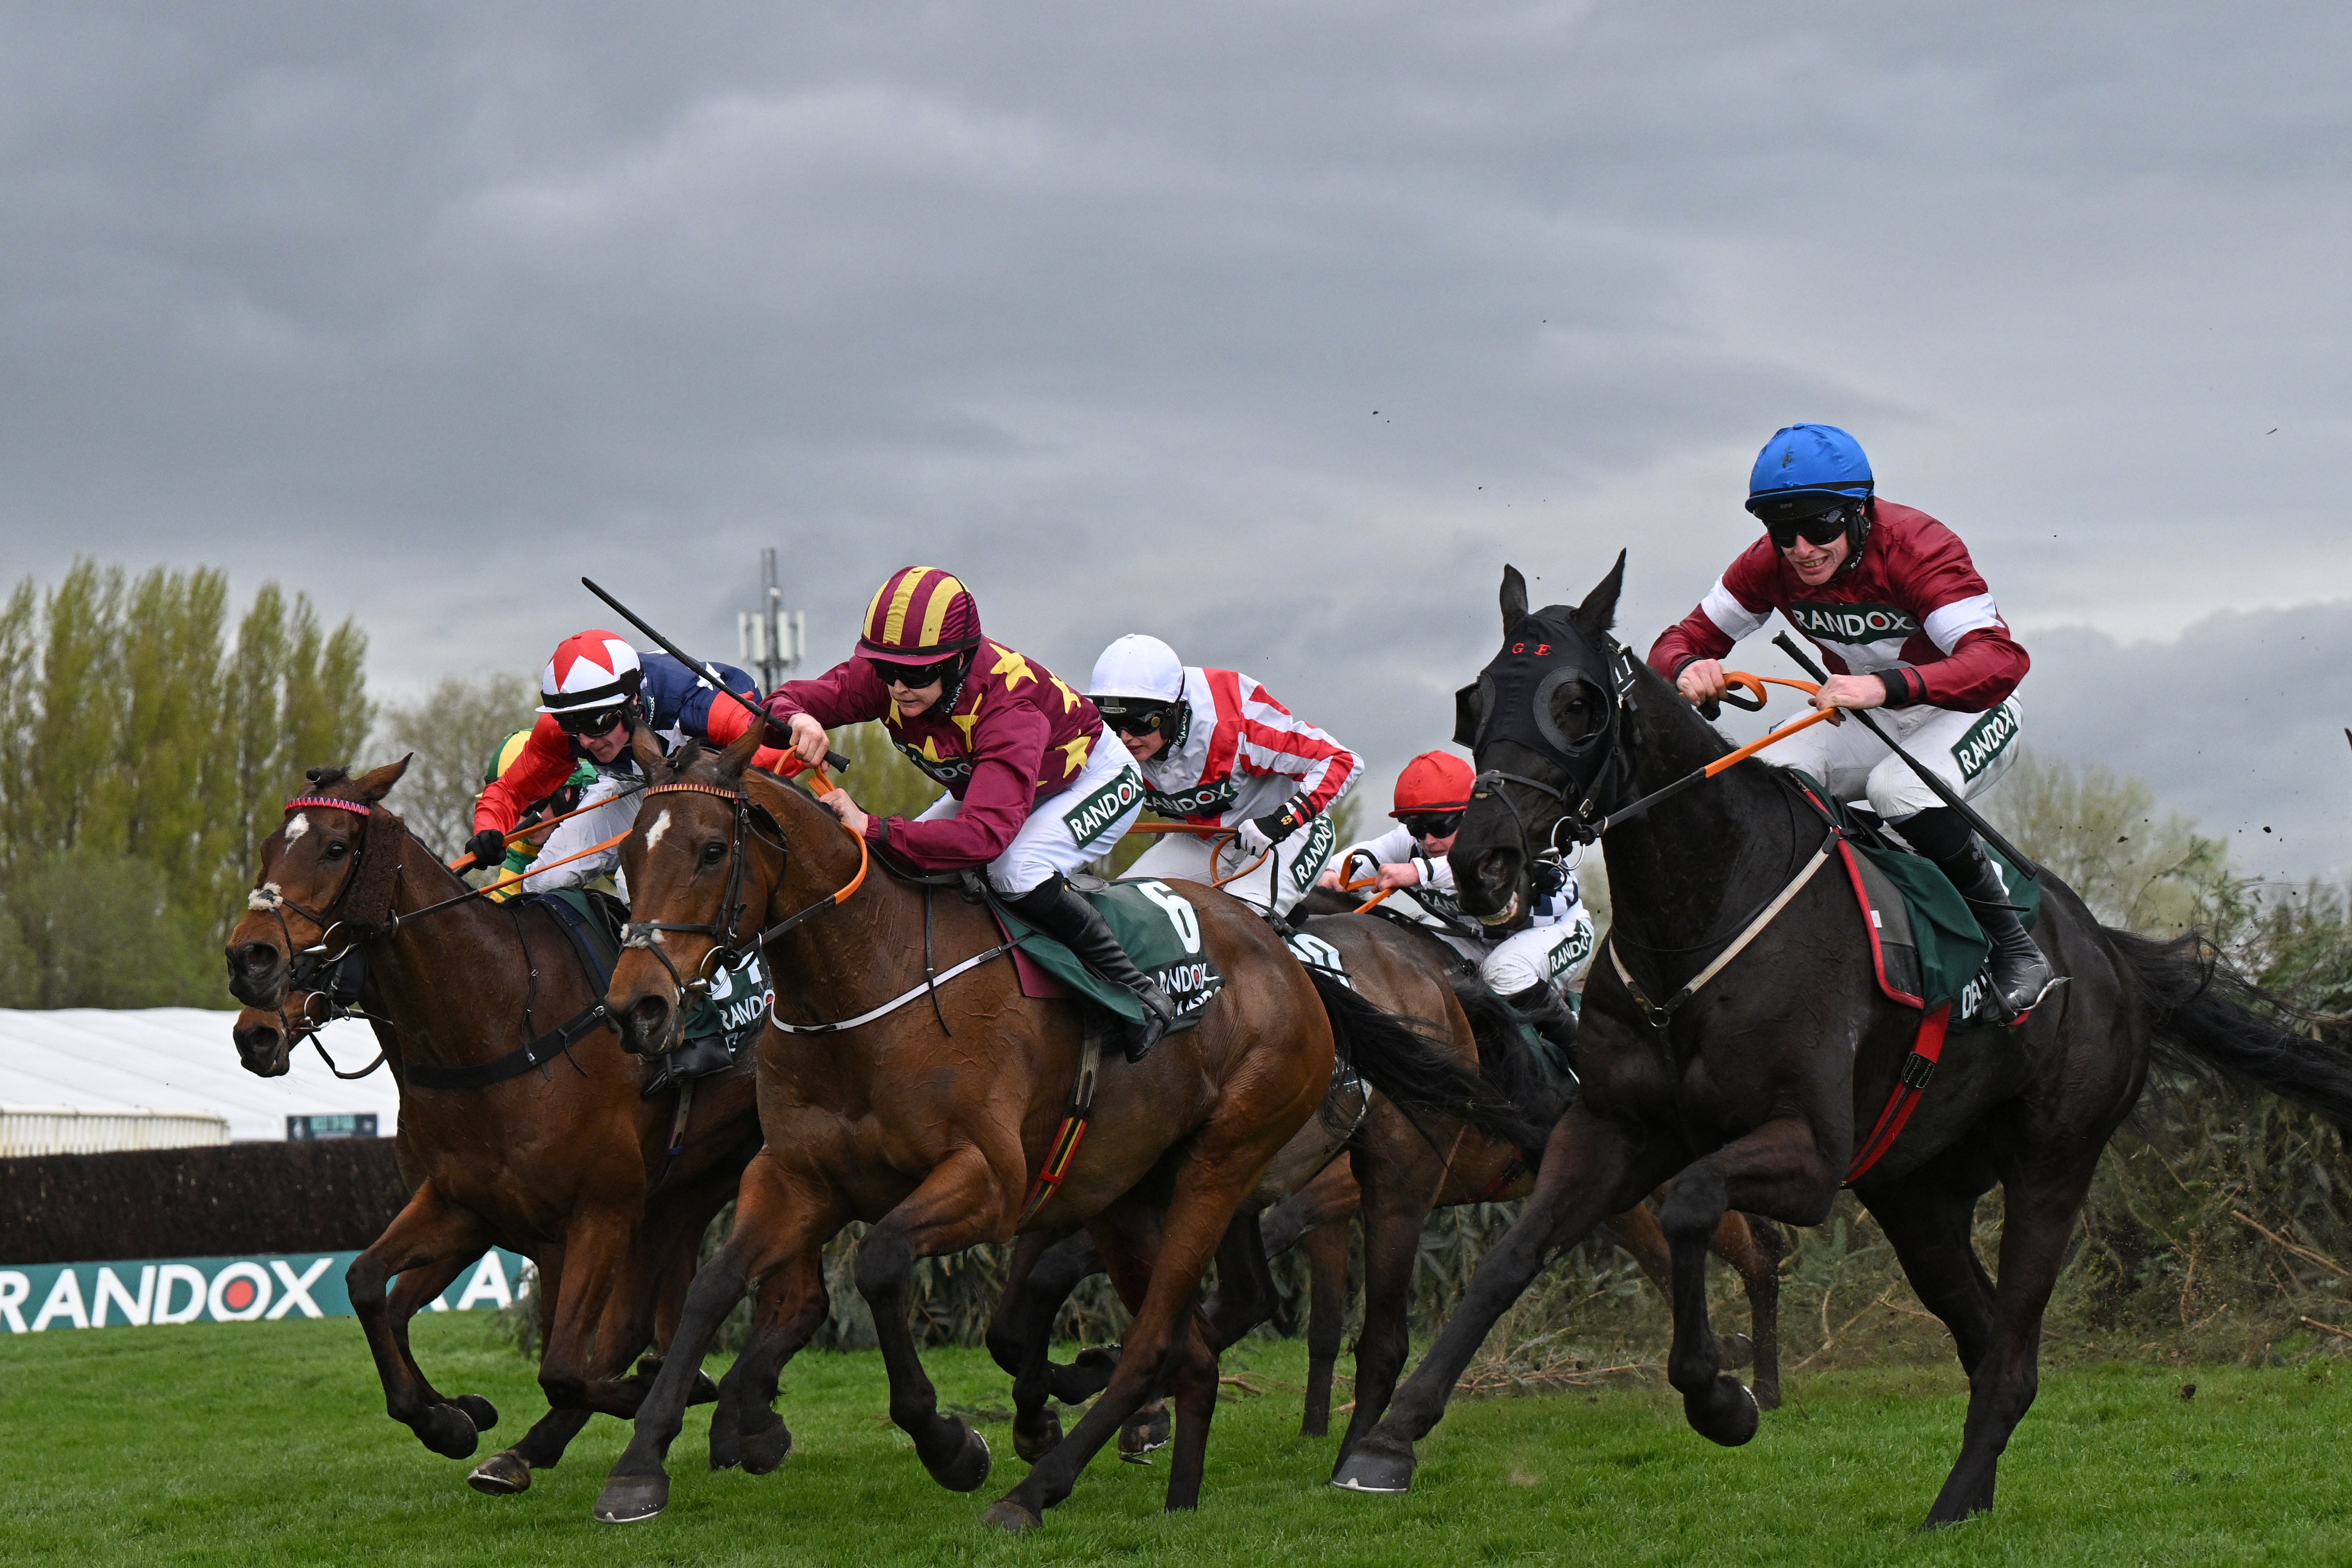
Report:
586,726,1539,1530
1331,558,2352,1527
222,759,765,1495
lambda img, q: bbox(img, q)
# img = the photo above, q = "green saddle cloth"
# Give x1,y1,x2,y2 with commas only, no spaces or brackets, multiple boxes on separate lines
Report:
993,879,1228,1027
1786,770,2039,1015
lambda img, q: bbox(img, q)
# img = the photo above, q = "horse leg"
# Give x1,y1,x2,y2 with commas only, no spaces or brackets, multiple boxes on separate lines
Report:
346,1183,494,1460
1334,1132,1453,1461
1659,1118,1837,1448
1203,1206,1277,1350
1333,1108,1673,1495
597,1151,842,1524
536,1208,661,1420
855,1146,1008,1493
1260,1155,1360,1258
1859,1143,1999,1379
1716,1214,1784,1408
1298,1218,1352,1439
710,1250,828,1475
1162,1308,1224,1512
1916,1150,2099,1527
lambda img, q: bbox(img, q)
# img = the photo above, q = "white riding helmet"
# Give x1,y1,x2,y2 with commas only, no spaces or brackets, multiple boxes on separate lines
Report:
1088,634,1186,702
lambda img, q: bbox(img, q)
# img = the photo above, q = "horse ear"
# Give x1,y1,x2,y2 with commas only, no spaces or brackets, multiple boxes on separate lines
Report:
713,721,763,782
1571,551,1627,639
1499,565,1529,632
631,726,669,780
352,755,410,803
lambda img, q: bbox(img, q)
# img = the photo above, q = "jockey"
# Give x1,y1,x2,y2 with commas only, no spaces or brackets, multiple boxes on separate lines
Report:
1319,751,1593,1054
1087,634,1362,921
764,567,1176,1061
463,629,787,879
1649,422,2053,1019
476,728,602,900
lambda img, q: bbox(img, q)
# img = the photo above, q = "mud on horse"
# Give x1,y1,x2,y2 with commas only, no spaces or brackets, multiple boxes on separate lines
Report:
223,759,763,1496
1333,559,2352,1527
588,725,1533,1530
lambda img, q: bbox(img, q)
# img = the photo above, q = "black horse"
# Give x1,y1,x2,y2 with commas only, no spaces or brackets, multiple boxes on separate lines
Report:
1333,557,2352,1527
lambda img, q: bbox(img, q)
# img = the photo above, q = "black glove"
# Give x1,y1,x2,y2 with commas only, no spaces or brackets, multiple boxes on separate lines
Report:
465,827,509,872
1252,802,1306,846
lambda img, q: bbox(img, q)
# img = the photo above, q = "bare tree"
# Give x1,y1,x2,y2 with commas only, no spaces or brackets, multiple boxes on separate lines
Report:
380,674,536,857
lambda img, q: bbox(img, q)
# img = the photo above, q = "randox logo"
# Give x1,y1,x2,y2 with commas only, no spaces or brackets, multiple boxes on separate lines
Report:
895,740,972,784
1288,815,1338,893
1151,959,1225,1016
1951,703,2021,782
1062,765,1145,846
1548,917,1596,978
1785,602,1920,645
1144,777,1239,819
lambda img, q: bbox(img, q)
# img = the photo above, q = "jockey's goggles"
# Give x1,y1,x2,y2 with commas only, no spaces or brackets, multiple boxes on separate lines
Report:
1764,505,1851,551
1093,699,1176,737
1399,811,1464,842
867,657,956,689
554,704,630,736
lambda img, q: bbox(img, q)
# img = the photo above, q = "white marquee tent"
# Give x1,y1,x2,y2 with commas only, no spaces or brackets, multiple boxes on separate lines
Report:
0,1010,399,1147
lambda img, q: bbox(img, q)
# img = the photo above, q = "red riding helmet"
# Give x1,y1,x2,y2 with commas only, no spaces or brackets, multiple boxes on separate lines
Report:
539,630,644,715
858,567,983,665
1391,751,1474,818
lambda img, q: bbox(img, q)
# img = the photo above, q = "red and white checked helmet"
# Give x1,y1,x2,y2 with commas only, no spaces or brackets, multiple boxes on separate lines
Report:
538,629,644,715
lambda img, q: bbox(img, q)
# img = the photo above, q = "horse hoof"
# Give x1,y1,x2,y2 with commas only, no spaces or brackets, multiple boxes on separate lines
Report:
1073,1345,1121,1375
416,1402,482,1460
1718,1332,1754,1371
1013,1410,1063,1464
687,1370,721,1407
1684,1375,1760,1448
739,1420,793,1475
451,1393,499,1431
594,1472,671,1524
467,1450,533,1495
981,1497,1042,1533
926,1421,992,1493
1117,1402,1171,1463
1330,1440,1415,1494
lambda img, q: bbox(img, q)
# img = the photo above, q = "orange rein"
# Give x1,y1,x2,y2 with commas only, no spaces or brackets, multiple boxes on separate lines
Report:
646,763,871,913
1334,851,1399,913
1701,672,1835,777
1121,820,1268,889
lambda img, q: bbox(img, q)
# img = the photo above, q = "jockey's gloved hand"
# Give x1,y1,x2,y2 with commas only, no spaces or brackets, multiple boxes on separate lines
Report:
1529,857,1566,897
1237,802,1306,857
464,827,509,872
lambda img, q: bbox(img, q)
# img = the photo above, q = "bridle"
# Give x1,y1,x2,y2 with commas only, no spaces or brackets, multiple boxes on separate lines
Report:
246,795,403,1077
618,776,870,1011
1461,632,1646,857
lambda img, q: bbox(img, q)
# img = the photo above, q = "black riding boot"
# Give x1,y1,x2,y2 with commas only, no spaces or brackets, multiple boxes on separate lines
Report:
1503,981,1581,1063
1903,808,2053,1021
641,1033,735,1100
1004,874,1178,1063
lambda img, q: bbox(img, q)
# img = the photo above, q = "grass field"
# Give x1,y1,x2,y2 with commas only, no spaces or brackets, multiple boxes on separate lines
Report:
3,1314,2348,1567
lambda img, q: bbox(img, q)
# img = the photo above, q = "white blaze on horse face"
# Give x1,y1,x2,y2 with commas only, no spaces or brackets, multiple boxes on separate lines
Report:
284,813,310,845
645,808,672,852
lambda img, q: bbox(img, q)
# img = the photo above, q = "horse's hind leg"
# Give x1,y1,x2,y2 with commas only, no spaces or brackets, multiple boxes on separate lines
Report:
346,1183,494,1460
1859,1143,1999,1378
1163,1311,1224,1511
1334,1134,1452,1461
1298,1219,1352,1438
1914,1148,2097,1528
982,1228,1108,1462
855,1145,1008,1493
1659,1118,1835,1448
1706,1214,1783,1408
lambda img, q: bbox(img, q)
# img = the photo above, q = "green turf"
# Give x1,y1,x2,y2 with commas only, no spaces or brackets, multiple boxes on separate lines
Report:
1,1315,2347,1566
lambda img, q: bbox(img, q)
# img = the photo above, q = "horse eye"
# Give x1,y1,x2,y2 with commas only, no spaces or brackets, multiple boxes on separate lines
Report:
699,840,728,867
321,842,348,861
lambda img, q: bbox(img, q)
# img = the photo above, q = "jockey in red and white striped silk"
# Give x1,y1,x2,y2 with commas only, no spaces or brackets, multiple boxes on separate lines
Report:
1650,422,2051,1020
1087,634,1362,920
765,567,1176,1059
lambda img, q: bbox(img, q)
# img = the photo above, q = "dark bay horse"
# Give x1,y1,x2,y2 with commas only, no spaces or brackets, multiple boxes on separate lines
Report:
223,759,763,1495
589,727,1533,1530
1333,559,2352,1526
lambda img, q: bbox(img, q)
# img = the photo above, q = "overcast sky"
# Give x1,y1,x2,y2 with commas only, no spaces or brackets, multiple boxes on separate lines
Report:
2,2,2346,881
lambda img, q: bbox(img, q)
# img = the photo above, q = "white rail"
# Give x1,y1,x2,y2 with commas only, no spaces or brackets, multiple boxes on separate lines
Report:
0,1107,232,1158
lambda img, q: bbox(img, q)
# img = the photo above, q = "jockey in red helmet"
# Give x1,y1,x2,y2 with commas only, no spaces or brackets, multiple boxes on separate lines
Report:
1321,750,1593,1055
764,567,1175,1060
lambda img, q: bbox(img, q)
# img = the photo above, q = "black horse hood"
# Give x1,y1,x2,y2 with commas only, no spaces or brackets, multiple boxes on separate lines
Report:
1454,607,1639,786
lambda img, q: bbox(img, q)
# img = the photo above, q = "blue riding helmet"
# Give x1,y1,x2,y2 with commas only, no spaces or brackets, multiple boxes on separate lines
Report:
1744,423,1874,520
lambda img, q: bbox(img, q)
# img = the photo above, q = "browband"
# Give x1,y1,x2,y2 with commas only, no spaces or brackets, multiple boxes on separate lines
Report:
284,796,372,816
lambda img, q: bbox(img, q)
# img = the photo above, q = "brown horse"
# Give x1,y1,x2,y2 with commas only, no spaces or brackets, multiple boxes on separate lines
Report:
588,728,1534,1530
222,759,763,1494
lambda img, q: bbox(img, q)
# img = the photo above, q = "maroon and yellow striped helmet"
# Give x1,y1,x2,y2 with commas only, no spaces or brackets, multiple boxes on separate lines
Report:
858,567,982,665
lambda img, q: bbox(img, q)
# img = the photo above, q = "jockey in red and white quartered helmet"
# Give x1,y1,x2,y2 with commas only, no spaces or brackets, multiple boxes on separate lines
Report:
1320,750,1592,1054
1650,422,2051,1020
1085,633,1361,920
763,567,1176,1060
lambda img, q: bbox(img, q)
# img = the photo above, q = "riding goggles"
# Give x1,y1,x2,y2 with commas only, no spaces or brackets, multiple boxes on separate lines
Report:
1765,506,1850,551
867,658,954,689
1398,811,1463,842
555,704,631,736
1094,699,1176,737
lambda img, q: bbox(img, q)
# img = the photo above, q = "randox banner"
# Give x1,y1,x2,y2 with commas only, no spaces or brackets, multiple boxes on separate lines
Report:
0,1247,531,1333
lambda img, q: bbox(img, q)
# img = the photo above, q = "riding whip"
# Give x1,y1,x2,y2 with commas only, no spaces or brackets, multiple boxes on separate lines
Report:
1770,631,2041,880
581,576,850,774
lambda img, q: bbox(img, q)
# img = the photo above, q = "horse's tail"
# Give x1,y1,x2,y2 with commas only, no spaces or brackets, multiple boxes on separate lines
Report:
1305,968,1548,1154
1445,970,1576,1134
2107,926,2352,1134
